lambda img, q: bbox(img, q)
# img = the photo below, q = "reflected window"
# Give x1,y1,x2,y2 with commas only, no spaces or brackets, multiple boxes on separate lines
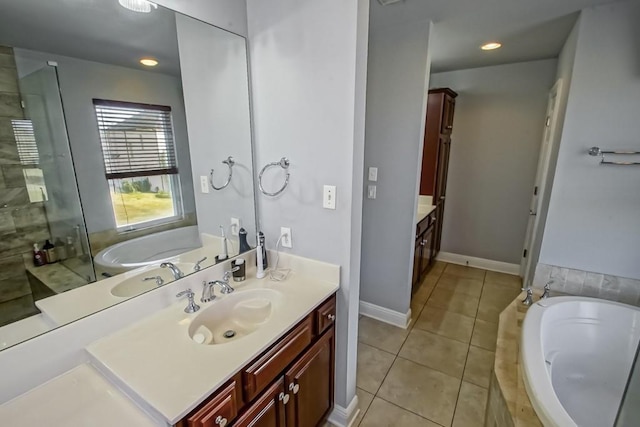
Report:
11,119,47,203
93,99,183,230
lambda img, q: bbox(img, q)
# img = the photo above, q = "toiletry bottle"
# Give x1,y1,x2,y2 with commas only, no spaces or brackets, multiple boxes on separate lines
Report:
33,243,45,267
218,225,229,261
257,231,268,269
256,237,265,279
43,239,57,264
66,236,77,259
54,237,67,260
238,228,251,253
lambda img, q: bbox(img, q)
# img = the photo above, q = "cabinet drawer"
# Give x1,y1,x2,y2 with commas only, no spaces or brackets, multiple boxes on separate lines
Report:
315,295,336,335
180,377,240,427
416,216,429,238
243,315,313,402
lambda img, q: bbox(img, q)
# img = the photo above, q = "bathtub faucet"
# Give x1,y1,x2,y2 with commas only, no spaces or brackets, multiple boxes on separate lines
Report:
161,262,184,280
541,281,553,299
522,288,534,306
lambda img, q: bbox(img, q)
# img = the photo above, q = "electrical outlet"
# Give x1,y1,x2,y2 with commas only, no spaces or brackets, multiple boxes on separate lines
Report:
367,185,377,199
280,227,292,248
368,167,378,182
230,218,240,236
200,176,209,193
323,185,336,209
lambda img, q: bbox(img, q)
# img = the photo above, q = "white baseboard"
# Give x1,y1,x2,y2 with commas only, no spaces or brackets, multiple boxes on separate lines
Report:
359,301,411,329
436,252,520,276
328,394,360,427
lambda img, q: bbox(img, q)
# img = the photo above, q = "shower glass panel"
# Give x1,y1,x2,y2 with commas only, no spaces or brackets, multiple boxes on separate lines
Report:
615,338,640,426
17,65,95,284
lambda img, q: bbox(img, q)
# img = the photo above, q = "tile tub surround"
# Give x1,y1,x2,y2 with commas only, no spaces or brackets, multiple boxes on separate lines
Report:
485,290,542,427
0,45,50,326
355,262,522,427
533,263,640,306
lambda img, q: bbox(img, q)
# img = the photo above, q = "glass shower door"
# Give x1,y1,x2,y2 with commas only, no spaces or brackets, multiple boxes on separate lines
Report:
17,64,95,283
615,338,640,426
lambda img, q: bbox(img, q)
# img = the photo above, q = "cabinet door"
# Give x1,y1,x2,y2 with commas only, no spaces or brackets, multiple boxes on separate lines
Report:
434,201,445,254
434,136,451,202
412,237,422,292
420,227,434,277
233,380,287,427
441,95,456,134
284,327,335,427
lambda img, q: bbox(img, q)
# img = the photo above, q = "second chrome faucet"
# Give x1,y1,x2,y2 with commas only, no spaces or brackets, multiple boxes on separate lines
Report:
201,270,236,303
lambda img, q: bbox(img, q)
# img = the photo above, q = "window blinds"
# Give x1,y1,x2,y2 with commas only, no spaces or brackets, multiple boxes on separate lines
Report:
93,99,178,179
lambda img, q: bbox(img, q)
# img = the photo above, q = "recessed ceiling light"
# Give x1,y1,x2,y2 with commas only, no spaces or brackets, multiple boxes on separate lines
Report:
140,58,158,67
118,0,157,13
481,42,502,51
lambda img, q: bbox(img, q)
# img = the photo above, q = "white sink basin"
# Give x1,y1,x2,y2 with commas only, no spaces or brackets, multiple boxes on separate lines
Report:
188,289,283,345
110,262,195,298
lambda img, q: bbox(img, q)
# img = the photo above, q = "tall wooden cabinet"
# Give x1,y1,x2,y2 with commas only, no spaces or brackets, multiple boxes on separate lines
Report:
419,88,457,258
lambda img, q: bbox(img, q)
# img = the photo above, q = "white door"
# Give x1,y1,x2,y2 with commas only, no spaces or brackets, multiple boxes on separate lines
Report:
520,79,563,285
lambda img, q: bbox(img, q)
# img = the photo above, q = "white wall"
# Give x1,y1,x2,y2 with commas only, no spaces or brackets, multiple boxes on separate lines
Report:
246,0,368,416
540,0,640,279
14,49,195,235
176,15,256,241
525,18,581,287
156,0,247,37
360,20,433,315
430,59,557,264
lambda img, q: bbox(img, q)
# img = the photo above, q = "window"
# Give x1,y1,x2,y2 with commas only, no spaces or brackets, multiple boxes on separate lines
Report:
11,119,47,203
93,99,182,230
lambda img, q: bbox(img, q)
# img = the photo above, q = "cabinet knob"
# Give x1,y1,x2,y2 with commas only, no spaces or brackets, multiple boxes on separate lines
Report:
279,392,290,404
289,383,300,394
215,416,228,427
327,314,336,321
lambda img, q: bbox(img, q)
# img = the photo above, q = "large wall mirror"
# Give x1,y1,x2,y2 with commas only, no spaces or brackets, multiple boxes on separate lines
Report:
0,0,257,350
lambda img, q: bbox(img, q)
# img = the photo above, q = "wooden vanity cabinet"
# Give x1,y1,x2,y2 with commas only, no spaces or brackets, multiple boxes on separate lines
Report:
177,294,336,427
412,210,436,293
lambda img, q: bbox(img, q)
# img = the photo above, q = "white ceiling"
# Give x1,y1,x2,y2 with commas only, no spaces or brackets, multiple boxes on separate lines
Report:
0,0,181,76
369,0,620,72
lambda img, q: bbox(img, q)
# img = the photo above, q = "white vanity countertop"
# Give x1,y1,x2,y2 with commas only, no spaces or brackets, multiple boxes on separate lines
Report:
0,364,158,427
87,265,339,424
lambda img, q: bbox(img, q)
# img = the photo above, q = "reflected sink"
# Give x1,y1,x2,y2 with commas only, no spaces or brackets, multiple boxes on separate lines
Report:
110,262,195,298
188,289,283,345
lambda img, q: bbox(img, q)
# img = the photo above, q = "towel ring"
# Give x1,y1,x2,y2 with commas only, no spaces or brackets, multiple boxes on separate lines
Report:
259,157,290,197
209,156,235,190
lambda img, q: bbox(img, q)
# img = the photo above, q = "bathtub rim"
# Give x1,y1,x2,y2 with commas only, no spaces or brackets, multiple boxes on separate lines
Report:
93,226,201,273
521,296,639,427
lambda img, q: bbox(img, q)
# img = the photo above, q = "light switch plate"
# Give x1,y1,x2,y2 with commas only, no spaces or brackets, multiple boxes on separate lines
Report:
368,167,378,182
200,176,209,193
367,185,377,199
323,185,336,209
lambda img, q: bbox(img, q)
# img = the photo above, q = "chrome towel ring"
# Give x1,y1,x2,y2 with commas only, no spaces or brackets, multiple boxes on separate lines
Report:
209,156,235,190
259,157,290,197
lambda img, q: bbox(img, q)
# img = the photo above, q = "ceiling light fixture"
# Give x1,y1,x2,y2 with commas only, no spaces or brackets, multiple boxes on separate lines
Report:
118,0,157,13
140,58,158,67
481,42,502,51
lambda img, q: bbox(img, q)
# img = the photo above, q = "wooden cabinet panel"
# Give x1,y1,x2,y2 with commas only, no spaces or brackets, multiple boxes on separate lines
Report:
412,237,422,291
177,376,241,427
284,327,335,427
243,316,313,402
315,296,336,336
441,95,456,134
233,380,286,427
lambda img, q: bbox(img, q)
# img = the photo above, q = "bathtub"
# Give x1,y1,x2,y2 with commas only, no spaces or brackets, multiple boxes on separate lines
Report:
521,297,640,427
94,226,202,275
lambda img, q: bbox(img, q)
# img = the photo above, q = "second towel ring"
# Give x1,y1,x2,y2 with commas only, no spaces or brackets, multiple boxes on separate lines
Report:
209,156,235,190
259,157,290,197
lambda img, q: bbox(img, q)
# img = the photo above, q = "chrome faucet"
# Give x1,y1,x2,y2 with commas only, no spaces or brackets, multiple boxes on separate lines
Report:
176,288,200,313
194,257,208,272
210,270,236,293
522,288,534,306
541,281,553,299
143,275,165,287
161,262,184,280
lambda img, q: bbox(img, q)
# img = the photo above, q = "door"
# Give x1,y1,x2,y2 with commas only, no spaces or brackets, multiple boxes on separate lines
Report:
233,380,286,427
284,328,334,427
520,79,564,286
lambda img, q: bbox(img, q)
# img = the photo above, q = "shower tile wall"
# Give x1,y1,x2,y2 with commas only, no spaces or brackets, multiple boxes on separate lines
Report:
0,46,50,326
533,262,640,306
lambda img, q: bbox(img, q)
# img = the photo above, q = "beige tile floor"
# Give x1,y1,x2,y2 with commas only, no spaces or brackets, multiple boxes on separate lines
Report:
352,262,522,427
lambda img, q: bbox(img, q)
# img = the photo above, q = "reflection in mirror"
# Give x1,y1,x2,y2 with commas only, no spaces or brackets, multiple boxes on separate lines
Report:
0,0,256,350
